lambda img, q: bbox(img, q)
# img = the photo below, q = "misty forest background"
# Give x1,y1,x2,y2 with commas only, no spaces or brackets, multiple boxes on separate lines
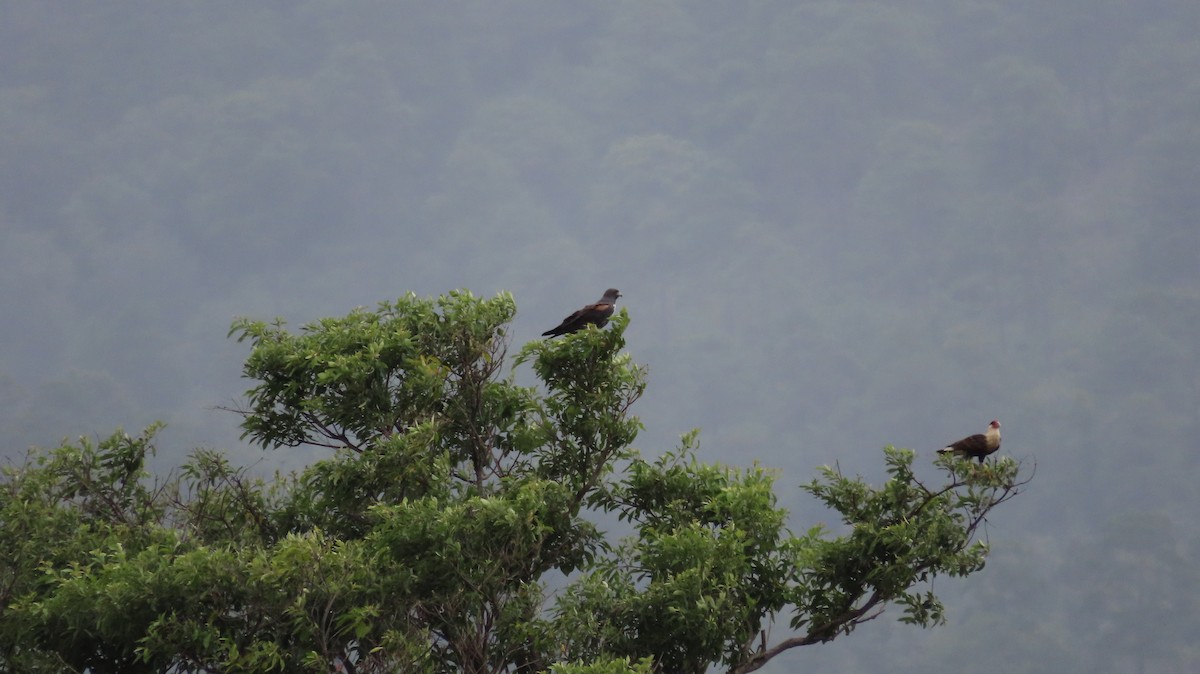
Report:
2,2,1198,672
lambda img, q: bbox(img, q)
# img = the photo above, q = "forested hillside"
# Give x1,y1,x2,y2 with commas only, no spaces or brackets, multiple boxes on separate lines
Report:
2,2,1198,672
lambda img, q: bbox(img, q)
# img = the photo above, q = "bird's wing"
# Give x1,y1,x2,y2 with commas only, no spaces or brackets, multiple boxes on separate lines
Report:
543,304,597,336
947,433,988,454
543,300,617,336
590,301,615,317
586,302,616,326
561,306,592,328
543,310,583,336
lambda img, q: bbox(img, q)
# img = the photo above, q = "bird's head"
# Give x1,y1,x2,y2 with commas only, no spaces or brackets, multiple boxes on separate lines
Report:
989,420,1001,429
604,288,621,301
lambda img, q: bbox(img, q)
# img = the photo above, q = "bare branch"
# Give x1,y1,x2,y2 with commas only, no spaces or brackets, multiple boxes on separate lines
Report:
731,590,886,674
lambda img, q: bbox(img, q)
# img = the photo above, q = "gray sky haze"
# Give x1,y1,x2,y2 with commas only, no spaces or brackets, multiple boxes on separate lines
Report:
3,3,1198,671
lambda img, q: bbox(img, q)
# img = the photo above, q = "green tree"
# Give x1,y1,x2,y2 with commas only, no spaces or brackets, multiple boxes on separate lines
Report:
1,291,1029,673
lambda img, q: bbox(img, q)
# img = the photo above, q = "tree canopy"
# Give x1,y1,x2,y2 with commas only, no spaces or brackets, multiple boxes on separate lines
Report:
1,291,1028,673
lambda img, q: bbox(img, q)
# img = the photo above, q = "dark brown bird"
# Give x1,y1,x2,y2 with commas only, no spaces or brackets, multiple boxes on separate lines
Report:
937,420,1001,463
542,289,621,337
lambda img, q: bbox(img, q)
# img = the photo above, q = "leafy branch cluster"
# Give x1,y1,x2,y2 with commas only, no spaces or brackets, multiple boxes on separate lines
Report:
0,291,1029,674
